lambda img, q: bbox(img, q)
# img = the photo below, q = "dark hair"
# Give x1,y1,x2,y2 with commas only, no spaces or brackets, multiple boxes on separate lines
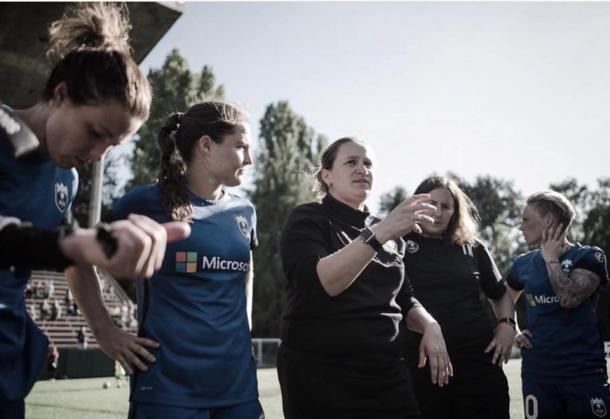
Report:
414,175,479,245
41,3,150,120
313,136,368,197
158,101,248,222
526,190,575,230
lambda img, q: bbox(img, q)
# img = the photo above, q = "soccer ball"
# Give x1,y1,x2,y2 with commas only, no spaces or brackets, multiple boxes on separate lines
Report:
102,381,110,389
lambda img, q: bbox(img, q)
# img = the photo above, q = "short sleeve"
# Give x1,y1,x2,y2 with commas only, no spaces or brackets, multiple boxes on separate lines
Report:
250,206,258,250
396,271,422,315
475,241,506,300
280,205,331,295
506,262,523,291
574,247,609,284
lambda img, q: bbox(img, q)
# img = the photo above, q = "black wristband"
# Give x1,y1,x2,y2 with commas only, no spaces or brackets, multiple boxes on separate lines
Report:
497,317,516,329
96,223,118,258
358,227,384,253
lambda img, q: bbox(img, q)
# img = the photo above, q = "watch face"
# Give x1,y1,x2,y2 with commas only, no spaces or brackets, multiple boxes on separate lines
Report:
360,227,374,242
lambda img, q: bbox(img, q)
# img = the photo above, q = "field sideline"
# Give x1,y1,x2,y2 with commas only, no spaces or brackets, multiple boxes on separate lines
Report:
25,359,527,419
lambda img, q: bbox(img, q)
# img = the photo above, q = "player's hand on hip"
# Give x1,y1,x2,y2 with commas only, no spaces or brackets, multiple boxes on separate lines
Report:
485,322,516,366
513,329,533,350
94,324,159,375
418,321,453,387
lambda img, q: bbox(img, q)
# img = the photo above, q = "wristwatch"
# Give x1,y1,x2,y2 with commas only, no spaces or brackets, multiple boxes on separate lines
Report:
359,227,383,253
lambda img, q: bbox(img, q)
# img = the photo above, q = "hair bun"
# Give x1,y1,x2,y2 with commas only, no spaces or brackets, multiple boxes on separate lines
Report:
46,3,132,63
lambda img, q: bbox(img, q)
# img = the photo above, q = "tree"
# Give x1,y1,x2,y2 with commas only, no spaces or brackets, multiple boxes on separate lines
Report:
127,49,224,190
378,186,408,217
455,174,524,274
250,101,326,337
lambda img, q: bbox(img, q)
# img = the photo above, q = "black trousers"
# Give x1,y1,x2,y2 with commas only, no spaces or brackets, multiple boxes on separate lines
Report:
410,351,510,419
277,344,421,419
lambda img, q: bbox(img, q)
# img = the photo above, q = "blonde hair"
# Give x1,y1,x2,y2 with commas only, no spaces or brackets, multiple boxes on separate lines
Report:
526,190,576,230
46,2,131,63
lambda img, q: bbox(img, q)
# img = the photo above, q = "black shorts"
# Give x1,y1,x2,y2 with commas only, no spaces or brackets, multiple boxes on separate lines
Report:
277,344,421,419
409,350,509,419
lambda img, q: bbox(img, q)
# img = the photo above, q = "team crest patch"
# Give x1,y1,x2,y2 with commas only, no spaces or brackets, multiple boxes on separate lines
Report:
595,251,605,264
561,259,573,274
405,240,419,254
591,397,607,417
235,215,250,238
54,182,69,212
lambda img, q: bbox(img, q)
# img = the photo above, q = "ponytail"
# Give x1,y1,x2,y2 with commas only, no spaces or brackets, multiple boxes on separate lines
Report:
157,113,192,222
157,101,248,222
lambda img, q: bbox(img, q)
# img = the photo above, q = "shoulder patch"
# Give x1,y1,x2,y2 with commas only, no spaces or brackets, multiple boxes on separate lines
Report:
405,239,419,254
235,215,250,238
595,251,605,264
54,182,69,213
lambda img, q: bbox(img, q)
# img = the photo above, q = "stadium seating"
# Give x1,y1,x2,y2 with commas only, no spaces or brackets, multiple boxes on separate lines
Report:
25,270,136,348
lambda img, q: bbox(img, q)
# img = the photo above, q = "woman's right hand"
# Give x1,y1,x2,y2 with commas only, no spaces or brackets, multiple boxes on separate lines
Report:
514,329,534,350
61,215,191,279
373,194,436,242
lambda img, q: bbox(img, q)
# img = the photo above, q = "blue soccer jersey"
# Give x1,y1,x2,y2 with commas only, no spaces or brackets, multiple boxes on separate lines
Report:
111,184,259,408
507,244,609,383
0,125,78,401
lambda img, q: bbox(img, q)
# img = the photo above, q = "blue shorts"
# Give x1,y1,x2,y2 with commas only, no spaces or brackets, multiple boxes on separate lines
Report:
522,378,610,419
0,399,24,419
130,399,264,419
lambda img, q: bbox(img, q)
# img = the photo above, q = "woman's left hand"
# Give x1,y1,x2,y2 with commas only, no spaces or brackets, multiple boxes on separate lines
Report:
418,322,453,387
484,322,516,366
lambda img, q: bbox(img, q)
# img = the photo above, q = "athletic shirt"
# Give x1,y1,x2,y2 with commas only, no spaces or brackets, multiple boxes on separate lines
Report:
110,184,259,408
0,120,78,400
280,193,420,357
401,235,506,364
507,244,609,383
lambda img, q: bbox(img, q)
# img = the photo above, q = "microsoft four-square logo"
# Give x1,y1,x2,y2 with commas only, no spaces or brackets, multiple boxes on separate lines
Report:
176,252,198,273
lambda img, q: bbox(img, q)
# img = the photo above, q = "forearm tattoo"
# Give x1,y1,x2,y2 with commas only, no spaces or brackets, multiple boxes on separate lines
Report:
546,263,600,309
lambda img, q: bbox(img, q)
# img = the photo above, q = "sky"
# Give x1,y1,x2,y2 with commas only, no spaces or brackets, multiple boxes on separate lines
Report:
136,1,610,212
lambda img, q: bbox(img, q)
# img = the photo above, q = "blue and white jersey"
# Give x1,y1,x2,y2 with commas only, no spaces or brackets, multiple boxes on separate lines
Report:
0,122,78,401
111,184,259,408
507,244,609,383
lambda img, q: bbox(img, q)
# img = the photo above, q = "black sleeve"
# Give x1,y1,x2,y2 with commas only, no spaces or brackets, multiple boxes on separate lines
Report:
574,247,609,284
397,270,422,315
0,220,73,270
505,263,523,291
475,241,506,300
279,205,331,296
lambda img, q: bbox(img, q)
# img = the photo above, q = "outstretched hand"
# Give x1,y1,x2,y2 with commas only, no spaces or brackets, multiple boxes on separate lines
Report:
374,194,436,241
62,215,191,279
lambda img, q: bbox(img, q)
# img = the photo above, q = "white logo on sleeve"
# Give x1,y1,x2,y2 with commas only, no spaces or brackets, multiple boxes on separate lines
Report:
561,259,573,275
591,397,607,417
235,215,250,239
405,240,419,254
595,251,605,264
54,182,69,212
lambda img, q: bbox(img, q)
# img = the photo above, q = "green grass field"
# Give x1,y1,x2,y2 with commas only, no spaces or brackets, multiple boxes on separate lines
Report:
26,361,526,419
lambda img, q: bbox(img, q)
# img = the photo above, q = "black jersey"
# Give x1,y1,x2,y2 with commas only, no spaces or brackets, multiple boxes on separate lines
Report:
280,194,420,356
401,234,506,355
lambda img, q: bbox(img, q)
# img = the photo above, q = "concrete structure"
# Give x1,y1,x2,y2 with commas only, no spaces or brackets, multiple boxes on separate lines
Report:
0,2,183,107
